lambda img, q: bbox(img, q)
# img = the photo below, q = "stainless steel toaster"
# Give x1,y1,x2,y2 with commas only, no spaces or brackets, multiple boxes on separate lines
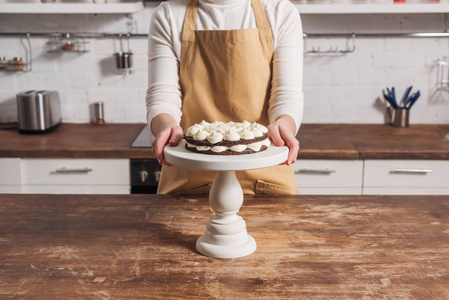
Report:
16,90,61,133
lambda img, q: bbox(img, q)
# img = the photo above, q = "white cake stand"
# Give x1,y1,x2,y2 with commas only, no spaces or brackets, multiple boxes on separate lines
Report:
164,140,288,259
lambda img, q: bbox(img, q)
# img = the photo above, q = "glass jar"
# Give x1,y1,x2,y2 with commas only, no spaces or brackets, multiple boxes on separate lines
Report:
0,57,6,70
8,57,25,71
60,33,75,52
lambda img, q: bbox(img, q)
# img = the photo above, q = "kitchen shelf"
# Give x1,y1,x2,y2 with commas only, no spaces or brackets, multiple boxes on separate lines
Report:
295,3,449,14
0,2,144,14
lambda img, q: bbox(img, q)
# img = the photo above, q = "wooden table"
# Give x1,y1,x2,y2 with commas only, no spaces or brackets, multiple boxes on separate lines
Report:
1,194,448,299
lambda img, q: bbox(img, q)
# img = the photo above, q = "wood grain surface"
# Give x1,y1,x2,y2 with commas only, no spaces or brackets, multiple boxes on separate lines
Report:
0,123,448,159
342,124,449,160
1,194,448,299
296,124,359,159
0,123,152,159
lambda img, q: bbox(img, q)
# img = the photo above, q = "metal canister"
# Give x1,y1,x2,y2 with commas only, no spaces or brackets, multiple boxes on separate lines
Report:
114,52,133,69
388,107,410,128
93,102,105,125
0,57,6,70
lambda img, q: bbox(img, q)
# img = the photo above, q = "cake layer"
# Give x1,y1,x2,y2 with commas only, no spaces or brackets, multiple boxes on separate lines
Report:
185,144,268,156
184,134,268,147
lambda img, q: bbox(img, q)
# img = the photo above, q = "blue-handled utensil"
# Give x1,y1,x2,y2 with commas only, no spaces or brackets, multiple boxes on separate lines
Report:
383,90,398,109
406,90,420,109
400,86,413,108
403,92,415,108
385,87,399,108
391,87,397,105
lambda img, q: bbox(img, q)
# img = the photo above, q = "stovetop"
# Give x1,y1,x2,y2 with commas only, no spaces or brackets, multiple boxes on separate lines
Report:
131,125,154,148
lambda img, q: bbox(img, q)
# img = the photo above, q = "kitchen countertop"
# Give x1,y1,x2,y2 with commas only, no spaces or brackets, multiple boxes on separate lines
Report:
0,123,448,159
0,194,448,298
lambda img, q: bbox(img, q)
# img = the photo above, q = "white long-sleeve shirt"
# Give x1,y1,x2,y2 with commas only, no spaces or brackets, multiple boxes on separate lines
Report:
146,0,304,134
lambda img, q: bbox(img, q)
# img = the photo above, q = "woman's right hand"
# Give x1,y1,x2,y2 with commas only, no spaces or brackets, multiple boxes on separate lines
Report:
150,114,184,166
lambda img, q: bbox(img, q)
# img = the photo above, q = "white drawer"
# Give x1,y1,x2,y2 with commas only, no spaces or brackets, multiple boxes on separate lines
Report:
22,159,129,185
363,187,449,195
298,187,362,195
0,158,21,185
364,160,449,188
22,185,129,194
0,185,22,193
294,160,363,188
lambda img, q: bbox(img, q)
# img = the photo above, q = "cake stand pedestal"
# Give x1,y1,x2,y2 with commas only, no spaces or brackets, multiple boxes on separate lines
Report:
164,140,288,259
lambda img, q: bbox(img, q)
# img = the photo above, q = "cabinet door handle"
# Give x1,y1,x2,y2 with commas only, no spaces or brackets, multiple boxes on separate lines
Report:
54,167,93,174
390,168,433,174
295,168,336,174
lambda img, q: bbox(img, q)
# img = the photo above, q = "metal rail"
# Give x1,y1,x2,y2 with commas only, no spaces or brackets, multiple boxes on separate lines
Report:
1,31,449,39
1,30,448,63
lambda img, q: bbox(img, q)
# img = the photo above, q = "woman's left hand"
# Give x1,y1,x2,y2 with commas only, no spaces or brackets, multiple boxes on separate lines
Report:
267,115,300,166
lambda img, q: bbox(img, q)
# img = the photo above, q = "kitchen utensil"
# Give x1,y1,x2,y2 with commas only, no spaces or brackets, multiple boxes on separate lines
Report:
384,86,420,111
16,90,61,133
391,87,397,104
406,90,420,109
400,85,413,108
386,87,398,108
383,89,398,109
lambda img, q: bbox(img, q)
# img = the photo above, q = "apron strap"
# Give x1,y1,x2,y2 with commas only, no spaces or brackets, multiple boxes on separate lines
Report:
182,0,273,43
251,0,273,42
181,0,198,43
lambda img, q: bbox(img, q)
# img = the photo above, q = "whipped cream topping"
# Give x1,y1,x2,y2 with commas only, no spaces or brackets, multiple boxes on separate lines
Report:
223,131,240,142
193,130,209,141
207,131,223,144
185,120,268,143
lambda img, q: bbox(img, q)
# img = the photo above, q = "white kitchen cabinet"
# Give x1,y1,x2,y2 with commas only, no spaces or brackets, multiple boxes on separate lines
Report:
21,158,130,194
0,2,144,14
294,3,449,14
0,158,22,193
294,160,363,195
363,160,449,195
22,185,128,194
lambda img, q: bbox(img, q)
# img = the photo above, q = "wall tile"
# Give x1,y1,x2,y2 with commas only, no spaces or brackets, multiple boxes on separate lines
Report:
0,8,448,124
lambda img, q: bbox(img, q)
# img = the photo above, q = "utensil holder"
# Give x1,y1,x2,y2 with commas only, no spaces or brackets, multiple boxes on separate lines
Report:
388,107,409,127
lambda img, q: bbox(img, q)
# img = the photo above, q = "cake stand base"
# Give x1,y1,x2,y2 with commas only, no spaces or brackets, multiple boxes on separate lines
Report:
195,170,256,259
196,235,256,259
164,140,289,259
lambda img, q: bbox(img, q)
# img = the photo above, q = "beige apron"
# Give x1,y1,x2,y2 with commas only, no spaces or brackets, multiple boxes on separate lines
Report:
157,0,298,195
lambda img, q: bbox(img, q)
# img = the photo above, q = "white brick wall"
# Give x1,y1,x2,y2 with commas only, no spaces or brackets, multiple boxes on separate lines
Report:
0,3,448,125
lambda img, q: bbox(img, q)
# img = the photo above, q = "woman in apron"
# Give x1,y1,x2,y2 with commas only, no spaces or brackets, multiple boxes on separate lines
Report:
147,0,304,195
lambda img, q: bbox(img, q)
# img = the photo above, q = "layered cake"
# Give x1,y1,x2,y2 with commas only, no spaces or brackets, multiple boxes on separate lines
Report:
184,120,271,155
